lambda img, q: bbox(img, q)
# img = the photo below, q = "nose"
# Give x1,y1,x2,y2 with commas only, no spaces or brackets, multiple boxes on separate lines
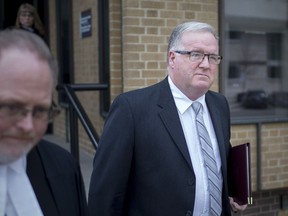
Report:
15,112,35,132
199,55,210,68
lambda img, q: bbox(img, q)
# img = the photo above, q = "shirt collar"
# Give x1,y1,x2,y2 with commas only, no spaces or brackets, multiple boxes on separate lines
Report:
7,156,27,174
168,76,206,114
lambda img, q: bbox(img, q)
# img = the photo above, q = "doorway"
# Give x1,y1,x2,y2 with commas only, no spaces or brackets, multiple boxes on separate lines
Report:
0,0,47,33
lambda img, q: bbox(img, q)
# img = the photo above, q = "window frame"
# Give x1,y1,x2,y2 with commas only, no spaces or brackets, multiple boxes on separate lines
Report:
219,0,288,124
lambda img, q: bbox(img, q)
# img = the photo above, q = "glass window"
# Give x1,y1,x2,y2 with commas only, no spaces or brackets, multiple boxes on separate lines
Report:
221,0,288,122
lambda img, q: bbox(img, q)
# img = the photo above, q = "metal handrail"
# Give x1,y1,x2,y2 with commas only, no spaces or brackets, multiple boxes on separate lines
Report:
57,83,109,161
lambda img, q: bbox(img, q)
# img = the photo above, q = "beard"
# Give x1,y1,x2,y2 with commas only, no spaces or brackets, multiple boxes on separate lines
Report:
0,132,36,164
0,142,34,164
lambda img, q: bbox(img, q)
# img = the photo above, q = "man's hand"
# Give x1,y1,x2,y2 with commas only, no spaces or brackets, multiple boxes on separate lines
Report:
229,197,247,213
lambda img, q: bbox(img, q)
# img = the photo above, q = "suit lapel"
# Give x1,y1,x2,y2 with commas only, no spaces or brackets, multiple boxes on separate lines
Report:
205,93,227,172
157,78,193,169
27,144,60,215
34,141,66,215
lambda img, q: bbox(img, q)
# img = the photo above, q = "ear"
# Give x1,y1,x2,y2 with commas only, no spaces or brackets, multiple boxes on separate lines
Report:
168,51,176,68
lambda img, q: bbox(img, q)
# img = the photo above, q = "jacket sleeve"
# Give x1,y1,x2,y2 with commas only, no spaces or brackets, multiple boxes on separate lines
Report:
88,94,134,216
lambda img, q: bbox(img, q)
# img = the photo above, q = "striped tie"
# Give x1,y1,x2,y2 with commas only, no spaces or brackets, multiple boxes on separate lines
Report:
192,102,222,216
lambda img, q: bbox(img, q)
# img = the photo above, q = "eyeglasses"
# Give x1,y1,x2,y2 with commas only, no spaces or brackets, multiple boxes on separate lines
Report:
174,50,222,65
0,101,61,124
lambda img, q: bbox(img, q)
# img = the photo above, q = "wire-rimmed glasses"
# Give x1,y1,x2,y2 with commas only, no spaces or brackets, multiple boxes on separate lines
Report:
0,101,61,124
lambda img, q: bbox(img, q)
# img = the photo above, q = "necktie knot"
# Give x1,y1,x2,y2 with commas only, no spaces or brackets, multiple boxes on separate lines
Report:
192,101,202,116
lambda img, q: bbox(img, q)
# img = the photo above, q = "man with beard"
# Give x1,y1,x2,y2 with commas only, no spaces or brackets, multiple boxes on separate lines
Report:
0,29,87,216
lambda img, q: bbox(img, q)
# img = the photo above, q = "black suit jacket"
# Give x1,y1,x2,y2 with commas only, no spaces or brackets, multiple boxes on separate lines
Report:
27,139,88,216
88,77,232,216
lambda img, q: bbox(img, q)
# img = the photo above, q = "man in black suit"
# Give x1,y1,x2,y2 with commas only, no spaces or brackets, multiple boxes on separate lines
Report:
88,21,246,215
0,29,87,215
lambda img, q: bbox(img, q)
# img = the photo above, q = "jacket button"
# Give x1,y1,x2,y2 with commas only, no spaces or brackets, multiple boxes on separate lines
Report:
185,210,192,216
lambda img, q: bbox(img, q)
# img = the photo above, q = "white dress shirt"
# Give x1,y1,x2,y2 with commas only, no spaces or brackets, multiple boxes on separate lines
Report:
168,76,223,216
0,155,43,216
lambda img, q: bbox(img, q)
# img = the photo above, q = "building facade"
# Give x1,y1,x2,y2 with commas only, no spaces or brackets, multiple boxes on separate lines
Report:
1,0,287,215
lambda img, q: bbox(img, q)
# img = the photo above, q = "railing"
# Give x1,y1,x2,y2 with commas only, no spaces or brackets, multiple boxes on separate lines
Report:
56,83,109,162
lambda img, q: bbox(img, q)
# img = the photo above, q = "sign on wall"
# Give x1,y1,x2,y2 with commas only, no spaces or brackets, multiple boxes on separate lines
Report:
80,9,92,38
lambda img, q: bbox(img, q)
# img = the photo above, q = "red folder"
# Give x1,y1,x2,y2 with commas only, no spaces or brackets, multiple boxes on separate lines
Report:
228,143,253,205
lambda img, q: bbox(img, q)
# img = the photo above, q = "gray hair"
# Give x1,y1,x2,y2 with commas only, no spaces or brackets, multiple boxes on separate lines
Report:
0,29,58,88
167,21,218,64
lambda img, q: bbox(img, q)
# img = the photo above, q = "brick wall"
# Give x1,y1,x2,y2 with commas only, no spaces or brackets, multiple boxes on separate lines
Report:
110,0,123,101
231,123,288,193
234,188,288,216
261,123,288,189
231,125,257,192
72,0,103,153
121,0,220,92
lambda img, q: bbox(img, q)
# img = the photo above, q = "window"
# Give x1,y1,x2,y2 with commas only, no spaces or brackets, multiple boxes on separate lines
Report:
221,0,288,122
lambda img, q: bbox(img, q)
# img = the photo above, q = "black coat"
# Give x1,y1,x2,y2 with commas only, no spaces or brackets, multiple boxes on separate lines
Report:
88,77,232,216
27,139,88,216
